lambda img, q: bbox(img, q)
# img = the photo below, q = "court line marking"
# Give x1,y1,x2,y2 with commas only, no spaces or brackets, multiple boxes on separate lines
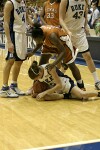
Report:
24,139,100,150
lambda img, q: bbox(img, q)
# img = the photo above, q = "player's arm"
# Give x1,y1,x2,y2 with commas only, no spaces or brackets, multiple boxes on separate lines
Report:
26,43,42,58
59,0,72,37
40,2,47,25
4,1,14,52
84,3,90,35
46,32,66,71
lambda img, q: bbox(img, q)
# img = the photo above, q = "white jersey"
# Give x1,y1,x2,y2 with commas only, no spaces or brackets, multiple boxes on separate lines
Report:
10,0,26,33
64,0,86,32
39,64,74,94
38,64,55,87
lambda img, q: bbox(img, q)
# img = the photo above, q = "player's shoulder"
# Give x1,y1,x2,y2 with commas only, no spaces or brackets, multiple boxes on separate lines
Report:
4,0,14,10
5,0,13,5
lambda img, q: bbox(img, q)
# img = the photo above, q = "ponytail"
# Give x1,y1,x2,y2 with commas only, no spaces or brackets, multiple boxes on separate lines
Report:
28,61,40,80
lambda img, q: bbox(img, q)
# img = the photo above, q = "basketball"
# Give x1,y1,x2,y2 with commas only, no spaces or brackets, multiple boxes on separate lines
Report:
32,80,50,94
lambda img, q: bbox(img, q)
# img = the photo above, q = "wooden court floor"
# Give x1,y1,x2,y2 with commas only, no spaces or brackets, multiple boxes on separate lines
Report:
0,49,100,150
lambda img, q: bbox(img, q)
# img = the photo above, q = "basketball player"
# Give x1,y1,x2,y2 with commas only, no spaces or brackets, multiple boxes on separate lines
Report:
40,0,61,26
0,0,34,98
59,0,100,90
27,24,86,91
28,61,100,101
39,0,61,65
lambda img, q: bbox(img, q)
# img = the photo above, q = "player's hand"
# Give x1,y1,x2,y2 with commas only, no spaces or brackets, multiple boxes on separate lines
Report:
8,42,14,53
46,63,55,72
32,92,38,98
26,52,33,59
85,27,90,36
36,92,46,100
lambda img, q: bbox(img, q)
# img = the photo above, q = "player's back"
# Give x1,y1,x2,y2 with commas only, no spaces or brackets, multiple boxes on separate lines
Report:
41,25,67,47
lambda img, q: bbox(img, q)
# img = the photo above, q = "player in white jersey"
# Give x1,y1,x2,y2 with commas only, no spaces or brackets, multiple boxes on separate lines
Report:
59,0,100,90
0,0,34,98
28,61,100,101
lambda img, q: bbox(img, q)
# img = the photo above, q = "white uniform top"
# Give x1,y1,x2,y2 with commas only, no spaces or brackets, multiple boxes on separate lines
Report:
64,0,86,32
90,8,100,26
10,0,26,33
39,64,73,94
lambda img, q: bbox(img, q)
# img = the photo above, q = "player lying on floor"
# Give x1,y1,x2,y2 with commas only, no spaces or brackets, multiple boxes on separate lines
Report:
28,61,100,101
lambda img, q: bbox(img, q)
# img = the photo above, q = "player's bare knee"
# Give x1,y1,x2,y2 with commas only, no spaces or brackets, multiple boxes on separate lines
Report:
7,59,14,66
81,91,87,99
82,52,92,61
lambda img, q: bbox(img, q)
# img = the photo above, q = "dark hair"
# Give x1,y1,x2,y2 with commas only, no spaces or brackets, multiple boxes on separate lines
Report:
56,0,61,3
28,61,40,80
50,0,61,3
31,23,44,38
91,0,98,6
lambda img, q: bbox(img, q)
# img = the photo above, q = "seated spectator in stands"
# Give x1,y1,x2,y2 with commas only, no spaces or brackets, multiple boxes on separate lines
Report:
88,1,100,29
94,16,100,36
0,11,4,31
32,13,41,24
97,0,100,12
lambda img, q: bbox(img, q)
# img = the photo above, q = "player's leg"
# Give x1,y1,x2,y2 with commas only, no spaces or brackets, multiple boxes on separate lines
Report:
62,44,85,90
3,59,14,86
70,86,100,100
0,57,19,98
10,33,26,95
39,53,52,65
73,30,100,90
0,31,19,98
82,51,100,90
68,62,86,90
39,46,52,65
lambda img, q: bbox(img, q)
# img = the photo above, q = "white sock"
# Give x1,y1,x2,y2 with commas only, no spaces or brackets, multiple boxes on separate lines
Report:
92,71,99,83
11,81,17,84
77,79,83,84
3,84,8,87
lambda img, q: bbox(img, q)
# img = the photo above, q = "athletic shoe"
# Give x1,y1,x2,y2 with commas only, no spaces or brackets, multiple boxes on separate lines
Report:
95,81,100,90
26,86,33,95
77,81,86,91
0,86,19,98
10,83,25,96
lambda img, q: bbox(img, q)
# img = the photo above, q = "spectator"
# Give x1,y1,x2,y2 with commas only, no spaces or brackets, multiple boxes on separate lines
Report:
0,11,4,31
88,1,100,29
94,16,100,36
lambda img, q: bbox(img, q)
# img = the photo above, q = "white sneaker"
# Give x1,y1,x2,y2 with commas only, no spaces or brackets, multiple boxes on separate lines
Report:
0,87,19,98
95,81,100,90
10,83,25,95
26,86,33,95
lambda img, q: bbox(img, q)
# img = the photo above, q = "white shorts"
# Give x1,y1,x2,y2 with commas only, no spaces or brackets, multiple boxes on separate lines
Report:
71,28,89,53
5,32,27,60
57,76,75,94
